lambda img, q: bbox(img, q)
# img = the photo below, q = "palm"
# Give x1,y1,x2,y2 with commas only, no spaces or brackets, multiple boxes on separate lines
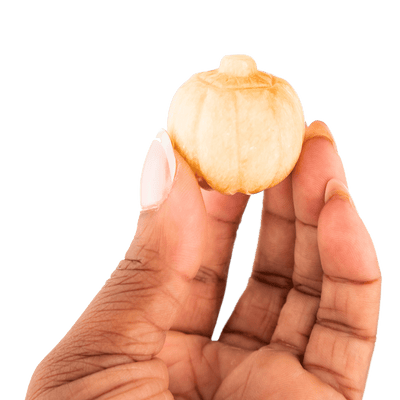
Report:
158,125,380,400
160,332,338,399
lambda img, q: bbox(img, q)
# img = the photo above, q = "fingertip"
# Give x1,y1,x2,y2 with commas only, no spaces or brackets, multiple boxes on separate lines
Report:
319,182,379,283
304,120,337,152
324,178,355,209
325,178,350,204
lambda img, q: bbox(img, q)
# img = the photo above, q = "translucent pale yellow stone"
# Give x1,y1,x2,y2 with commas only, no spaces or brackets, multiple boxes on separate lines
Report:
167,55,305,195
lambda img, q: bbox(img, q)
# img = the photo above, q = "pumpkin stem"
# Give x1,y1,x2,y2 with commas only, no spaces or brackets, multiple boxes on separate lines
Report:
218,54,258,76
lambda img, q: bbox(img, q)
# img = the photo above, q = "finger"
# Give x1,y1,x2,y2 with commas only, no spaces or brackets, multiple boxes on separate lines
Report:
303,179,381,399
220,121,342,351
220,174,296,349
269,121,346,357
171,189,249,336
38,132,209,386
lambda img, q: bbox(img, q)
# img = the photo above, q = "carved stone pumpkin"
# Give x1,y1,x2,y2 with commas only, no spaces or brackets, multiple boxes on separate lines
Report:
167,55,305,195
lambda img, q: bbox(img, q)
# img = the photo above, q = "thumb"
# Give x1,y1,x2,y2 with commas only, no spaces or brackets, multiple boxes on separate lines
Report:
132,128,208,282
93,129,207,359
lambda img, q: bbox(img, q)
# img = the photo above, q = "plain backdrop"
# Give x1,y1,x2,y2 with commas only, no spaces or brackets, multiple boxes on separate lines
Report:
1,1,399,398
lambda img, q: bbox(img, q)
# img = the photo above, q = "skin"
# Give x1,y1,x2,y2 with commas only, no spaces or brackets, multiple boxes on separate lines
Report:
26,121,381,400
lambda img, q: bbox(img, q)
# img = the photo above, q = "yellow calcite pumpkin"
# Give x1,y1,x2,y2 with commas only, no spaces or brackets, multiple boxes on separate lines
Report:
167,55,305,195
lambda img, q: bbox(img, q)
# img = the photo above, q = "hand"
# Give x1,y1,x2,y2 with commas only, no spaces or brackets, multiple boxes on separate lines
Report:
26,121,381,400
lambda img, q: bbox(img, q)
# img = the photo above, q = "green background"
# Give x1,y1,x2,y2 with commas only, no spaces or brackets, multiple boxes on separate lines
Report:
0,0,400,400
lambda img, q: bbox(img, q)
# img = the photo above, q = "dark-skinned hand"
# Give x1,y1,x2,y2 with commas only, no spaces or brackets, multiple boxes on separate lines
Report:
26,121,381,400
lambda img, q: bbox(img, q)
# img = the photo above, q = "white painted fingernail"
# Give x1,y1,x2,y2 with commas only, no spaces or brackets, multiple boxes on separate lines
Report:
156,129,176,180
140,129,176,210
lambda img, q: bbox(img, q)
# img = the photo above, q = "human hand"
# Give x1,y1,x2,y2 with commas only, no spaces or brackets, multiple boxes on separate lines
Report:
26,121,381,400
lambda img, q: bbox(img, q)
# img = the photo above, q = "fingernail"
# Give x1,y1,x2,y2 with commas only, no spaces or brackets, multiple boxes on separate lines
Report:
324,178,355,208
195,173,213,191
140,129,176,210
156,129,176,180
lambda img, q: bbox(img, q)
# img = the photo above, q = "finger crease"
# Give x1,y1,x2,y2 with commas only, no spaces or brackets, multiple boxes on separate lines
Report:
303,362,347,379
293,283,321,298
222,328,267,345
251,271,293,290
295,217,318,229
316,318,377,342
262,209,296,224
324,274,381,286
208,212,241,226
194,265,228,285
270,338,303,354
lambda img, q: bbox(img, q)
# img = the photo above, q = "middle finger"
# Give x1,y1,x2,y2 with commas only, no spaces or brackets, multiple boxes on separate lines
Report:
220,174,296,349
